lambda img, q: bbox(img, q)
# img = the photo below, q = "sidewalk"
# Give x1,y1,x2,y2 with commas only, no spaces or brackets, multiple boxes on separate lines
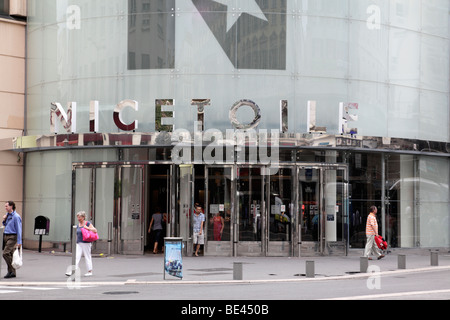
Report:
1,248,450,286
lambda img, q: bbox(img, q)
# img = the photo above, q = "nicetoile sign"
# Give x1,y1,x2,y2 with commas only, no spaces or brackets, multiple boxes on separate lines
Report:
49,99,359,135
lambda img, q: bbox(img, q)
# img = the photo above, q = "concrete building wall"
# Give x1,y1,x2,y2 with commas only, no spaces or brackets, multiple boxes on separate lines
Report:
0,1,26,216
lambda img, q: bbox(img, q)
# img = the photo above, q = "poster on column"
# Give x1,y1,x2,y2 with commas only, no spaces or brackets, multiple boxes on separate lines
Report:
164,237,183,279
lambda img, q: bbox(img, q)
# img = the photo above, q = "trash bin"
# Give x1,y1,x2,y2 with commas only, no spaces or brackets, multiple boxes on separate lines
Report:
34,216,50,252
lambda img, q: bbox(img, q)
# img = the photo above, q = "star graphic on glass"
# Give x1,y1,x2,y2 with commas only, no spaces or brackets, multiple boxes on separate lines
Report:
214,0,268,31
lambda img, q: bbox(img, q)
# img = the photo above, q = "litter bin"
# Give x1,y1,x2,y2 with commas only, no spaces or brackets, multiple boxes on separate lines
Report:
34,216,50,252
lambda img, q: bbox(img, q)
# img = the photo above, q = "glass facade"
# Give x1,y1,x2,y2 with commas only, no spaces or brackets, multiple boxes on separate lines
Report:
27,0,450,140
23,0,450,254
0,0,9,15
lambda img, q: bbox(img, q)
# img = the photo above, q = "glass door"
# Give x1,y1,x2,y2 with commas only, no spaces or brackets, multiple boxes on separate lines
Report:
299,166,348,256
236,167,264,256
119,165,145,254
267,167,294,256
72,165,115,254
205,166,233,256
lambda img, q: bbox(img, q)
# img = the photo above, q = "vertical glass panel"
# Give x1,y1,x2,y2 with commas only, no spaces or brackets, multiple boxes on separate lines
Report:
387,86,420,139
349,81,388,138
348,153,383,248
348,21,388,83
298,16,348,79
420,35,449,93
95,167,115,241
237,167,262,241
422,0,449,38
324,168,345,243
121,167,142,242
178,165,192,242
389,28,420,88
389,0,421,31
386,154,415,248
74,168,91,218
419,91,449,142
207,167,231,242
299,168,319,242
418,156,449,247
300,0,349,18
269,168,292,241
0,0,9,15
127,0,175,70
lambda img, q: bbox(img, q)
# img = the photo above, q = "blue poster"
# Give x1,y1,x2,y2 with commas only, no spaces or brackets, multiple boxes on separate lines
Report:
164,239,183,279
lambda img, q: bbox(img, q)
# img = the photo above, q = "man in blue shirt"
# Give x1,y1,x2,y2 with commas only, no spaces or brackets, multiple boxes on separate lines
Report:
2,201,22,278
193,204,205,257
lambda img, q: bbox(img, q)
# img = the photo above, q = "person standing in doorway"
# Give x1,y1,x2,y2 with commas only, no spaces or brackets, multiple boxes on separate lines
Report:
193,204,205,257
364,206,385,260
2,201,22,279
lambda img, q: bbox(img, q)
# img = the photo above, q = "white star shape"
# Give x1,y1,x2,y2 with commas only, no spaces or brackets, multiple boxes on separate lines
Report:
214,0,268,31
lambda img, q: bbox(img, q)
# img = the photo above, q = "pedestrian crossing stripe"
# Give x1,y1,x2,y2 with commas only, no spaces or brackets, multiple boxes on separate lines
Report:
0,286,60,291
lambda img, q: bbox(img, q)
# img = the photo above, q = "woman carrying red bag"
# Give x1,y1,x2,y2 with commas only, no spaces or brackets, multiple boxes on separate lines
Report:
75,211,97,276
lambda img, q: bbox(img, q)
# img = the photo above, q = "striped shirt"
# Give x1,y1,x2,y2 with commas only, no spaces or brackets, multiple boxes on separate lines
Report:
366,214,378,236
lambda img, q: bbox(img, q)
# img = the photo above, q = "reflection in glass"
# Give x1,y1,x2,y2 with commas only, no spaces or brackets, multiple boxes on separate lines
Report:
269,168,292,241
207,167,231,241
128,0,175,70
238,167,262,241
191,0,287,70
299,169,319,241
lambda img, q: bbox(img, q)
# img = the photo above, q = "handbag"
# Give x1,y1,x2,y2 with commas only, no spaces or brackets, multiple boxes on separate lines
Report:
81,226,99,242
12,247,23,269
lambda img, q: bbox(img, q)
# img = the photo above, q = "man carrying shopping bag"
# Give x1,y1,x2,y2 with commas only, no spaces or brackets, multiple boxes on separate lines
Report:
364,206,385,261
2,201,22,278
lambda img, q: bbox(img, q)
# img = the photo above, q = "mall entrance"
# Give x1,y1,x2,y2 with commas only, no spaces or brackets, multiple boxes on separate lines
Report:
72,162,348,256
72,163,174,255
201,164,348,257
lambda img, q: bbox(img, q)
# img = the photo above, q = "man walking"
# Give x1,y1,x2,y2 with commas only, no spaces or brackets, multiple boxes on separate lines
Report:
364,206,384,260
2,201,22,278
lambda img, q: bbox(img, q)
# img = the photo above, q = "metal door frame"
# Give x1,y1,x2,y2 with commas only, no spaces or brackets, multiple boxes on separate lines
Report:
72,161,173,255
298,163,349,256
265,165,297,257
204,165,235,256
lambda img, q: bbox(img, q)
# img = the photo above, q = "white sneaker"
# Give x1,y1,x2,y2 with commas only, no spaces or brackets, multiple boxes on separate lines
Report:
84,271,93,277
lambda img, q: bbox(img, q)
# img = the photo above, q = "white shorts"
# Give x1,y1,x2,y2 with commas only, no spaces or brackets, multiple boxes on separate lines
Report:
193,232,204,245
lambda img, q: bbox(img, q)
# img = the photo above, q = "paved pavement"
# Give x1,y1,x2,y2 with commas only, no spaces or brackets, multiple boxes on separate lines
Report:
1,248,450,286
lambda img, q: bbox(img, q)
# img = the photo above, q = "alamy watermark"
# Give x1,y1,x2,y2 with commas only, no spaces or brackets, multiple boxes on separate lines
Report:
171,124,280,175
366,265,382,290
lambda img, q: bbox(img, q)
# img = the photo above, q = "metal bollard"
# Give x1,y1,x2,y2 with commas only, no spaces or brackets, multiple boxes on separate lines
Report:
107,222,113,256
233,262,243,280
360,256,368,273
398,254,406,269
71,225,77,275
431,251,439,266
306,261,315,278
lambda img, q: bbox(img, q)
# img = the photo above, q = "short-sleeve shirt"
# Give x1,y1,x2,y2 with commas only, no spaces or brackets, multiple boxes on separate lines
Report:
152,213,163,230
193,213,205,233
366,214,378,236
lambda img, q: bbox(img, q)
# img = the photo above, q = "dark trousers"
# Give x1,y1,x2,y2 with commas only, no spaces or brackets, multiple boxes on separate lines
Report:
3,234,17,274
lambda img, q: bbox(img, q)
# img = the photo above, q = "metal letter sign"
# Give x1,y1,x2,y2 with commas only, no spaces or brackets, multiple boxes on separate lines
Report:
113,100,139,131
50,102,77,133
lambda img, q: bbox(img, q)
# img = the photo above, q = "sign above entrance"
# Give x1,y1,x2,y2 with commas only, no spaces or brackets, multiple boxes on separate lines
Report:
49,98,359,135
